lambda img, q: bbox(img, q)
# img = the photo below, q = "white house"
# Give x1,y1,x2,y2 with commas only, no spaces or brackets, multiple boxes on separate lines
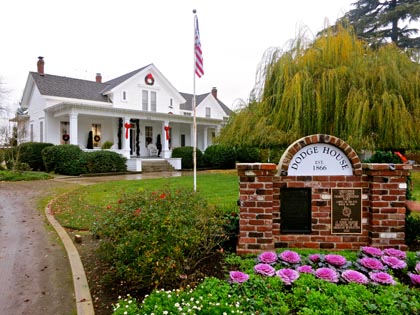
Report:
14,57,232,171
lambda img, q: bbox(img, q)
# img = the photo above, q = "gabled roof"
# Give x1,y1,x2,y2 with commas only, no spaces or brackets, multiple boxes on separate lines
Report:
30,72,110,103
101,65,149,94
180,92,232,116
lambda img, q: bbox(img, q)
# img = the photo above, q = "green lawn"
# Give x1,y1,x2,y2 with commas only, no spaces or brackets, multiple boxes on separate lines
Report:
51,171,239,230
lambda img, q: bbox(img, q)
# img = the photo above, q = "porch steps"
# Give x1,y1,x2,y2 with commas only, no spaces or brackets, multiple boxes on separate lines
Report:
141,159,175,172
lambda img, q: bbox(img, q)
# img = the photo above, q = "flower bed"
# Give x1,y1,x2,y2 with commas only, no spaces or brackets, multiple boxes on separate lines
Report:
113,247,420,315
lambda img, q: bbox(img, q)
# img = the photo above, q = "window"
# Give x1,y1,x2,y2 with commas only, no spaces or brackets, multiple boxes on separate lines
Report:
40,121,43,142
30,124,34,141
145,126,153,146
205,107,211,118
181,134,186,147
183,112,192,116
122,91,127,101
151,91,157,112
142,90,148,111
169,98,173,109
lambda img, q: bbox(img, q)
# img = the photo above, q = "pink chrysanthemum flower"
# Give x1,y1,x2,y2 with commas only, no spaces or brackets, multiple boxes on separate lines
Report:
254,263,276,276
276,268,300,285
361,246,383,257
383,248,406,260
315,267,339,283
229,271,249,283
278,250,301,264
297,265,314,274
309,254,321,263
359,257,385,271
408,273,420,286
369,272,396,285
342,270,369,284
325,254,347,267
257,251,278,264
381,256,407,270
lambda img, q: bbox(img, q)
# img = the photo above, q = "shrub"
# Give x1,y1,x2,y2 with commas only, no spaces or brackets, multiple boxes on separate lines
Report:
101,141,113,149
406,212,420,246
84,150,126,174
364,150,402,163
171,146,203,169
203,144,236,169
235,146,260,163
42,144,86,175
93,188,227,292
17,142,54,171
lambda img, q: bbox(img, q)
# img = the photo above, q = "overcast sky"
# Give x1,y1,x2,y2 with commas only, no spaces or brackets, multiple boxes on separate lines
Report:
0,0,354,115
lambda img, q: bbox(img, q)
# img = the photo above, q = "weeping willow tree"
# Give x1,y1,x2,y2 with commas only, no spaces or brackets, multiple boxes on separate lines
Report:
217,26,420,151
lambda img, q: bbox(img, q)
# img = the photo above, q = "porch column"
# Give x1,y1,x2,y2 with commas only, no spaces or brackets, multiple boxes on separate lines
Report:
69,113,78,145
162,120,171,158
203,126,208,150
122,117,131,158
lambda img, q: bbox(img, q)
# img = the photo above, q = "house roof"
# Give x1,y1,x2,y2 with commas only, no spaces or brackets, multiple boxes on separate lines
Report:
180,92,232,116
30,72,110,102
29,65,231,115
100,65,149,94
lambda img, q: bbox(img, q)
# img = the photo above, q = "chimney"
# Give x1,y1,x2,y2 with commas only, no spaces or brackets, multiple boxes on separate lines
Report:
211,87,217,99
95,73,102,83
37,56,45,75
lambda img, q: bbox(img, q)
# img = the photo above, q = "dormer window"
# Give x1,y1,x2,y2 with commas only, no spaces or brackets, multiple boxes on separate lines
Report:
205,107,211,118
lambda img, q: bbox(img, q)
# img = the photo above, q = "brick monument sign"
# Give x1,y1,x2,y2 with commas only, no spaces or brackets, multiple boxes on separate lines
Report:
237,134,412,255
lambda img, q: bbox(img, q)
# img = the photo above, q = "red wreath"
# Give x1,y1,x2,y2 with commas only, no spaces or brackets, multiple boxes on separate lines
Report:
164,125,171,140
124,122,132,139
145,73,154,85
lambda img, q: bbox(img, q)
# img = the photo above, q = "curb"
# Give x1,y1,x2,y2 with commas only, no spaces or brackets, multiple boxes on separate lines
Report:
45,201,95,315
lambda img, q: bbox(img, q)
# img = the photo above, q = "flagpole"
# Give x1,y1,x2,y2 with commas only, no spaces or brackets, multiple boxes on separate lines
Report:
193,9,197,192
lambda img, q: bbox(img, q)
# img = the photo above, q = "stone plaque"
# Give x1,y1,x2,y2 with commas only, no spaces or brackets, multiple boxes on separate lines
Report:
280,188,311,233
331,188,362,234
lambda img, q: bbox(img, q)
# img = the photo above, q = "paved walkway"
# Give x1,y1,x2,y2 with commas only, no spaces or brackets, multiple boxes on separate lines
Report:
0,181,75,315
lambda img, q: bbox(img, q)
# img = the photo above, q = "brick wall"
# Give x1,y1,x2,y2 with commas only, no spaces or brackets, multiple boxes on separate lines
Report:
236,134,412,255
237,163,411,255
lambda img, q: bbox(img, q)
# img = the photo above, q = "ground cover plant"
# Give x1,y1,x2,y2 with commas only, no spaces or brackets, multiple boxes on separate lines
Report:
113,248,420,315
0,170,52,181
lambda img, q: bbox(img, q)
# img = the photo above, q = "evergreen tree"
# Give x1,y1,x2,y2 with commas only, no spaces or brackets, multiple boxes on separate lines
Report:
340,0,420,49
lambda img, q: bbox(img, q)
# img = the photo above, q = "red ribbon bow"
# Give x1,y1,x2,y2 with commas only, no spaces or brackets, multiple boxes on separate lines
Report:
124,122,132,139
164,125,171,140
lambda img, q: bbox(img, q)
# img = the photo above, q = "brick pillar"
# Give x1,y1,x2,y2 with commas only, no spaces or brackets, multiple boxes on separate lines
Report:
363,163,412,250
237,163,277,255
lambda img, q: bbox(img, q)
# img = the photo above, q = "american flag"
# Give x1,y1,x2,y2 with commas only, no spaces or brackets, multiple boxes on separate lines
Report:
194,15,204,78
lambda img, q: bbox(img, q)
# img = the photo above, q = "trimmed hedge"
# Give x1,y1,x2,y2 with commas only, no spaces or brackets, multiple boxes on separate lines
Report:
17,142,54,171
42,145,85,175
42,144,127,175
235,146,260,163
84,150,127,173
203,144,236,169
172,146,203,169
